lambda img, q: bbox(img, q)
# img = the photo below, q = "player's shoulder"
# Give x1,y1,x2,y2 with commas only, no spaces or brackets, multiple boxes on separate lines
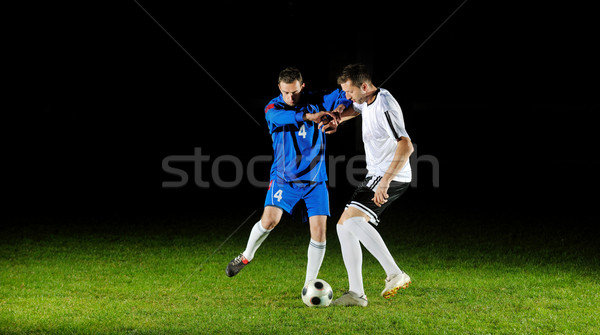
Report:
266,94,284,106
264,95,286,112
301,90,330,112
376,88,401,112
377,88,396,103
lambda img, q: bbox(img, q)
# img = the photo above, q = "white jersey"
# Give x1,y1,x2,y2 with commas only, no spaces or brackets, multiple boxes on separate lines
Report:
353,88,412,183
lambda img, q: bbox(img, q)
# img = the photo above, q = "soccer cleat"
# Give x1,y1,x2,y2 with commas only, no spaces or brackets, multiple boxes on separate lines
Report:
225,253,249,277
330,291,368,307
381,272,411,299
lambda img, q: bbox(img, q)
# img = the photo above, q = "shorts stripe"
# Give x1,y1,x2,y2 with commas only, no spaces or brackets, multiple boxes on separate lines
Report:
346,201,380,225
345,177,409,226
368,176,382,190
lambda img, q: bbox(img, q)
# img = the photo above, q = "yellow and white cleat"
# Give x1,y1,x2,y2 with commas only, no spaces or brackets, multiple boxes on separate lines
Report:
381,272,411,299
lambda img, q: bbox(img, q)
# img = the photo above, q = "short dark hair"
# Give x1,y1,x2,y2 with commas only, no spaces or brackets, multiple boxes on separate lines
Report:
278,67,303,84
337,64,372,87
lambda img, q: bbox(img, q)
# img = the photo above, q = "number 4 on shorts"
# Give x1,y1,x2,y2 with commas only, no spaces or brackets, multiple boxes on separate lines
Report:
274,190,283,202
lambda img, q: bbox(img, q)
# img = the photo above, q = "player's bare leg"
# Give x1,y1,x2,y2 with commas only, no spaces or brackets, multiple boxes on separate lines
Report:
260,205,284,230
305,215,327,285
308,215,327,242
226,206,283,277
338,206,370,226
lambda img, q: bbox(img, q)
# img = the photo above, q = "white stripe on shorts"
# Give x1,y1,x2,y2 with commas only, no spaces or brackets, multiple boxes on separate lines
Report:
345,201,380,226
367,176,382,190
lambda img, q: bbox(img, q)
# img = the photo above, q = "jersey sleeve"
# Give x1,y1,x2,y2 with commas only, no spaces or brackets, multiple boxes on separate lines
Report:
264,102,305,130
381,100,409,140
321,89,352,111
352,102,363,114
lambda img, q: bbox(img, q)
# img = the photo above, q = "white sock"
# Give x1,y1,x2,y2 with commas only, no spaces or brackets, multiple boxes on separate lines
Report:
336,223,364,296
305,239,326,285
343,216,402,276
242,221,272,262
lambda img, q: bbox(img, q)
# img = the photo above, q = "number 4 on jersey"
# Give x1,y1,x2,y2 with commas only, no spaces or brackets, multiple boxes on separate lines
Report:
274,189,283,202
298,125,307,139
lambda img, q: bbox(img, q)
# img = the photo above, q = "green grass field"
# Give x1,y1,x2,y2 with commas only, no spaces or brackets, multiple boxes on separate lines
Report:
1,206,599,334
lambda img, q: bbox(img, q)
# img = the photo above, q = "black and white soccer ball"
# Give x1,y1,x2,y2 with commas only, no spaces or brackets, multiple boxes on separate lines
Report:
301,279,333,307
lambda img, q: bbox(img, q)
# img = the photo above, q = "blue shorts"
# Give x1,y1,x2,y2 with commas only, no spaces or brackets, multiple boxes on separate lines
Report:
264,180,330,218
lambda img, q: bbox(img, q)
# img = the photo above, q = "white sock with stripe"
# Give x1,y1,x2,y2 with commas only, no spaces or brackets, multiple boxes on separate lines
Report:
343,216,402,276
336,223,365,296
305,239,326,285
242,221,272,262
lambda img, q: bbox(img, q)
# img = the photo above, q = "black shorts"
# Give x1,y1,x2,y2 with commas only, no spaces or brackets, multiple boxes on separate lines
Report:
345,176,409,226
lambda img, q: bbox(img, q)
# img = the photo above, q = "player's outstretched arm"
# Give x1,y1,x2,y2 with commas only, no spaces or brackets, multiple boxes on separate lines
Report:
304,111,335,124
307,111,339,134
319,104,359,134
335,104,360,123
265,103,307,128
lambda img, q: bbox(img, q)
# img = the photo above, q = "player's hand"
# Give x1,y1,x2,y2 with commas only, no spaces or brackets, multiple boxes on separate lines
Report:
331,105,345,123
318,113,339,134
372,183,390,207
314,111,338,133
320,119,339,134
305,111,331,123
328,111,342,126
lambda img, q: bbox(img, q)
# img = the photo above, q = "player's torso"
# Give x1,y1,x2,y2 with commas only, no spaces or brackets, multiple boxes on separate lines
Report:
358,89,411,180
270,98,327,182
359,90,398,156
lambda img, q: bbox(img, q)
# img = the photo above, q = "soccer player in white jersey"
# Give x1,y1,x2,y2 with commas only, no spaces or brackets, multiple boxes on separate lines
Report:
328,64,414,307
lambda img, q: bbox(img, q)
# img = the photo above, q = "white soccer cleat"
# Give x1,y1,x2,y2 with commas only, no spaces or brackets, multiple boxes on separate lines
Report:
381,272,411,299
330,291,368,307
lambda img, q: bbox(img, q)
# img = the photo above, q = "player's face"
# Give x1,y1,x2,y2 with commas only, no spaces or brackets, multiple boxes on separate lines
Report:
279,80,305,106
341,80,367,104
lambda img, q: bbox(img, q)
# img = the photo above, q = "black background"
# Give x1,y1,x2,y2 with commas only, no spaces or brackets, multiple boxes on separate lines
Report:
4,1,599,224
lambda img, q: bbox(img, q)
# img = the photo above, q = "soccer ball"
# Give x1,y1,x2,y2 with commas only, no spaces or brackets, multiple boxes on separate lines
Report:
301,279,333,307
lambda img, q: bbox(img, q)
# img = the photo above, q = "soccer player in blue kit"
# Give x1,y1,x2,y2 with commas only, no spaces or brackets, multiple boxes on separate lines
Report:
226,67,351,286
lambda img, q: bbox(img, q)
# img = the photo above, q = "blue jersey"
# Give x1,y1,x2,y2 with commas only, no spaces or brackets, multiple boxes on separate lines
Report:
265,89,351,183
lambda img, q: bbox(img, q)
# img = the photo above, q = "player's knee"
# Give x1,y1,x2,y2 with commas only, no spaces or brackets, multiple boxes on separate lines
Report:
261,206,283,230
314,223,326,234
261,217,279,230
311,227,326,242
309,218,327,241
